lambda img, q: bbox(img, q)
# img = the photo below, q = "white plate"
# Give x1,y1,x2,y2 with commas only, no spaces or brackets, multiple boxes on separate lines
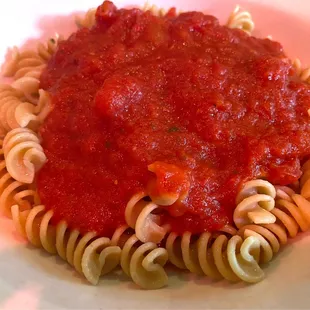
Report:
1,1,310,309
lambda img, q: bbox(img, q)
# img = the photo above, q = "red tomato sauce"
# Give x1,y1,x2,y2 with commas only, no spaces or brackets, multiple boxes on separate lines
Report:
38,1,310,237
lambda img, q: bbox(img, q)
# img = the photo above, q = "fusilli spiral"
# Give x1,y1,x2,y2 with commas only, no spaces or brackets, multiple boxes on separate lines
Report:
237,194,310,261
1,47,44,78
37,34,64,62
2,35,61,80
143,1,167,16
2,3,310,291
125,192,170,244
76,8,97,29
110,226,169,289
234,180,276,228
226,5,255,35
3,128,46,184
0,87,51,136
165,231,264,283
292,58,310,84
11,204,122,284
0,139,38,217
0,85,25,136
275,185,296,202
14,89,51,130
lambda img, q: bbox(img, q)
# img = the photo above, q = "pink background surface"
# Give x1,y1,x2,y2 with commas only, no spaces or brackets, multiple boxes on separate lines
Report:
1,0,310,309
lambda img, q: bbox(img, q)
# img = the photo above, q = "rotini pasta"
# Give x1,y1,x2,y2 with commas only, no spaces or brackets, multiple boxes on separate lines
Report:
226,5,255,35
292,58,310,84
2,35,61,80
0,138,38,217
165,231,264,283
76,8,97,29
0,85,24,136
142,1,167,16
234,180,276,228
3,128,46,184
125,192,170,244
14,89,51,129
275,185,296,202
1,2,310,292
115,231,169,289
11,204,122,284
237,194,310,262
37,34,64,62
1,47,43,78
0,87,51,136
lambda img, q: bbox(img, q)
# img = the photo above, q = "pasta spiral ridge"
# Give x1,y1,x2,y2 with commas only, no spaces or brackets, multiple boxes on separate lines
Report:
3,128,47,184
300,159,310,199
11,204,122,284
226,5,255,35
237,193,310,262
0,140,38,217
292,58,310,84
234,180,277,228
14,89,52,129
1,47,44,78
165,231,264,283
142,1,167,16
2,35,62,80
275,185,296,202
0,86,51,136
0,85,26,136
1,36,60,105
125,192,171,244
113,229,168,289
36,34,64,62
76,8,97,29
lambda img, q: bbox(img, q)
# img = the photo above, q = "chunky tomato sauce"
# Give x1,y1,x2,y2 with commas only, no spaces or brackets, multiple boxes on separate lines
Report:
38,1,310,237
